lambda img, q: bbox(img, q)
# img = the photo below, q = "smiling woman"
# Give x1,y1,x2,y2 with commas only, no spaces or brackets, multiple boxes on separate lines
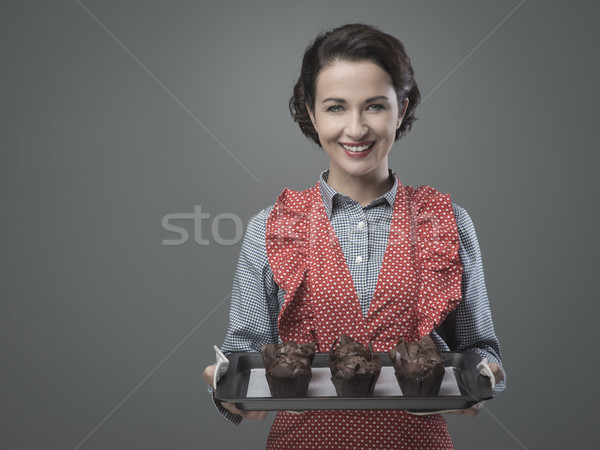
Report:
203,23,505,450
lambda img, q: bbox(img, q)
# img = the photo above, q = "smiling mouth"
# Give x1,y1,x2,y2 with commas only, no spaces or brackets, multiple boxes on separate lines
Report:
340,141,375,152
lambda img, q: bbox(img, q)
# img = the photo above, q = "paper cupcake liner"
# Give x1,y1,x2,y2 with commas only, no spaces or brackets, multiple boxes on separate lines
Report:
265,372,312,398
395,364,445,396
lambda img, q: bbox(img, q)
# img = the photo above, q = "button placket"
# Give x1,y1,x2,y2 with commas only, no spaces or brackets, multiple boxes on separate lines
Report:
351,208,367,267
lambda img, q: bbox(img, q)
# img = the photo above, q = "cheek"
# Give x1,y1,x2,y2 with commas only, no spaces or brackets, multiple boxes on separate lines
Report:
314,118,342,141
371,117,398,139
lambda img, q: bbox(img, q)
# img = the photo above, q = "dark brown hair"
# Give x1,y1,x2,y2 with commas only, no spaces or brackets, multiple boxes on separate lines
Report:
289,23,421,147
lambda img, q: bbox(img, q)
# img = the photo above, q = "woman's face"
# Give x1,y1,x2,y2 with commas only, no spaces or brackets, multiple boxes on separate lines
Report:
307,60,408,182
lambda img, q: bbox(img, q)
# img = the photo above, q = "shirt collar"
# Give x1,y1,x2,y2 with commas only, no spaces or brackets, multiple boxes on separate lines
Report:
318,169,398,218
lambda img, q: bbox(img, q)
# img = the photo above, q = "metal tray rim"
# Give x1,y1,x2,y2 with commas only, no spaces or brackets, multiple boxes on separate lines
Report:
214,350,494,411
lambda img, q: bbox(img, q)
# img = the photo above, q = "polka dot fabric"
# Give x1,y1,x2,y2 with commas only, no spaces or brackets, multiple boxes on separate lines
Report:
265,175,462,449
267,410,452,449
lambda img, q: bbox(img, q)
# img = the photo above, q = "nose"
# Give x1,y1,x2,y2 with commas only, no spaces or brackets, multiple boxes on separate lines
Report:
345,111,368,140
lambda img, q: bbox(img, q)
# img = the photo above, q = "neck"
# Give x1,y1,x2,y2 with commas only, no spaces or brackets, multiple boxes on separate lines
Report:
326,166,394,207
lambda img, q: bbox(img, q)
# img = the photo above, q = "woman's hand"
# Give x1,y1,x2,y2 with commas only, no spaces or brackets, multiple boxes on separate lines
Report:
445,362,504,418
203,364,268,421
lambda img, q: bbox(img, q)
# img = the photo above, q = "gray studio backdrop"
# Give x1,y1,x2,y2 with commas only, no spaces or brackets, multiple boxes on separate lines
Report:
2,1,598,449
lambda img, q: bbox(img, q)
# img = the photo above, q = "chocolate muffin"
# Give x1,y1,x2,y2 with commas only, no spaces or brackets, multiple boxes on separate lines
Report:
328,335,382,397
261,341,316,397
388,336,446,396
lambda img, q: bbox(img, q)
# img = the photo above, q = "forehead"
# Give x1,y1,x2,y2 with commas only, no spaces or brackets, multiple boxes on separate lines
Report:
314,60,395,99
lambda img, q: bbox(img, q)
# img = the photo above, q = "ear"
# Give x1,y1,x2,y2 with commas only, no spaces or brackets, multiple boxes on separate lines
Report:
306,103,317,129
397,98,409,129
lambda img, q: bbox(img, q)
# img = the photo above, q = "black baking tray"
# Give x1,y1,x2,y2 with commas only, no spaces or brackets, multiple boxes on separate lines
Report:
214,351,494,411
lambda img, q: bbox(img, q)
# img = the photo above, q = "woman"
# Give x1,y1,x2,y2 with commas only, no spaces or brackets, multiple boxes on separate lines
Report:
203,23,505,449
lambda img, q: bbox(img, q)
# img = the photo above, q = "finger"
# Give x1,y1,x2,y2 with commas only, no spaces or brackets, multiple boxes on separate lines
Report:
221,402,268,420
203,365,216,389
243,410,268,421
466,401,486,417
488,363,504,384
221,402,244,416
464,407,480,417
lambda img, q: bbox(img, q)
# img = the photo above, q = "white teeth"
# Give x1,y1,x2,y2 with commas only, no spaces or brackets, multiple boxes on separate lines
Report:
342,143,373,152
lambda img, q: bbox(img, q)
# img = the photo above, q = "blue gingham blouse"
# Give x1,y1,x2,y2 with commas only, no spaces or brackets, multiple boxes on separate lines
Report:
214,170,505,422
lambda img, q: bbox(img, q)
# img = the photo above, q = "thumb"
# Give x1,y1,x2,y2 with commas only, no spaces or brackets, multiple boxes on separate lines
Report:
203,364,216,389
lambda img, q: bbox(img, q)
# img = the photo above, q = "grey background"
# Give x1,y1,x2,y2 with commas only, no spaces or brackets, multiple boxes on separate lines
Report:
2,1,598,449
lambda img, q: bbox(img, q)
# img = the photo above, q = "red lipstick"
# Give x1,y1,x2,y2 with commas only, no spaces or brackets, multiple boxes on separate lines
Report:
339,141,375,158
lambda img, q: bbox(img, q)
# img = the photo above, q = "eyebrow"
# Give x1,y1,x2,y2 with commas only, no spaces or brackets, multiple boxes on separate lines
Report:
321,95,390,104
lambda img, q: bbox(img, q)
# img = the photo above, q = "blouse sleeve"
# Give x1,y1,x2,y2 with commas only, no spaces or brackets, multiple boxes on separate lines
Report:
221,206,280,353
435,204,506,392
209,206,280,424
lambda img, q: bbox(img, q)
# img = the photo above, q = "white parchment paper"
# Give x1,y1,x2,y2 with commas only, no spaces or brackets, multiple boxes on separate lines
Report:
246,366,460,398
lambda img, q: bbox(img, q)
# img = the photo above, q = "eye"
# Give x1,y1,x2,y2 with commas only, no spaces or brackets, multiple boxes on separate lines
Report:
326,104,343,113
366,104,386,112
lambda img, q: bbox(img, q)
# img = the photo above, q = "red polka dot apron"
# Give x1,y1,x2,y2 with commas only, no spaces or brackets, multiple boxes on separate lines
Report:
265,175,463,449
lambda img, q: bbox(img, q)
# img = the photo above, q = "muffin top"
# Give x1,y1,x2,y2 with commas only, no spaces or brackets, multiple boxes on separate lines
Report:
329,335,382,378
388,336,444,375
261,341,316,377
